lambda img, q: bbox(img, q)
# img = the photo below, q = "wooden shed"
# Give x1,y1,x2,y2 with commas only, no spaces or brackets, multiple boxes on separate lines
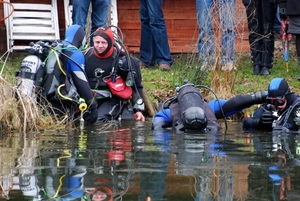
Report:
0,0,249,54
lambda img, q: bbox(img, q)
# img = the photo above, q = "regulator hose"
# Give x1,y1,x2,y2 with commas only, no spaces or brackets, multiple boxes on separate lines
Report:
57,84,87,111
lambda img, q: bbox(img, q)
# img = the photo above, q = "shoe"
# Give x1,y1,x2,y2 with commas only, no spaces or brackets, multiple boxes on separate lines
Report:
159,64,171,71
221,62,236,71
259,67,270,75
253,65,261,75
139,62,147,68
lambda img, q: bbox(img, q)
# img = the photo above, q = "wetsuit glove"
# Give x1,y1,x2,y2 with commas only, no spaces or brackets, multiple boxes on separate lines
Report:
252,109,274,130
260,110,274,126
83,99,98,124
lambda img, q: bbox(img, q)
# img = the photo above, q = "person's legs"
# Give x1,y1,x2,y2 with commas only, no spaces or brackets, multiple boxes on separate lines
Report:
296,35,300,58
286,15,300,79
72,0,91,30
218,0,236,70
90,0,110,45
97,99,124,122
243,0,262,74
196,0,215,65
260,0,276,75
139,0,156,67
143,0,172,67
295,34,300,80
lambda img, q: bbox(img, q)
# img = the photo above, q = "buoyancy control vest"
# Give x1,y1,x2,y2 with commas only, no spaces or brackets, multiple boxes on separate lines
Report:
169,84,221,131
15,41,87,111
42,42,66,98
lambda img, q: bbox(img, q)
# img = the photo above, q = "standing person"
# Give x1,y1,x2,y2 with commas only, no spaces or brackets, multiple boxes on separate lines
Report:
139,0,173,71
72,0,110,46
196,0,236,71
279,0,300,80
84,26,145,122
242,0,278,75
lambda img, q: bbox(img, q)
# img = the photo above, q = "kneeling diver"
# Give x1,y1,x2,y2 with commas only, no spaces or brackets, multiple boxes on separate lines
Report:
152,83,267,132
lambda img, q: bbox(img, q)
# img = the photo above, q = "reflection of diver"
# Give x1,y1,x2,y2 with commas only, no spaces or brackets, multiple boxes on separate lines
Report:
82,129,135,201
173,132,233,201
21,150,88,201
19,157,87,201
248,133,300,200
17,137,41,201
134,129,170,201
43,156,87,200
84,173,113,201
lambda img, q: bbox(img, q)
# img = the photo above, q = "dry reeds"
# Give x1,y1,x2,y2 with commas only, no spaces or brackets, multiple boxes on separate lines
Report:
0,75,72,133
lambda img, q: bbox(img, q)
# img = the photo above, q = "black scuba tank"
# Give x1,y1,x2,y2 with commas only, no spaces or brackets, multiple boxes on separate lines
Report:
177,84,208,130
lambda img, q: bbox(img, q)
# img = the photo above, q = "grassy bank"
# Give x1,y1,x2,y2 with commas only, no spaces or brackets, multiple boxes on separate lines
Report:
141,53,300,97
1,48,300,117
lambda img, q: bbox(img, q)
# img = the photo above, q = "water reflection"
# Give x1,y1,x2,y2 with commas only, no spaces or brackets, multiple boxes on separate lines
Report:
1,121,300,200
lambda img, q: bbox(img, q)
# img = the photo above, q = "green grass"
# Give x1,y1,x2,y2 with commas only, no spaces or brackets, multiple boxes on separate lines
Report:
2,49,300,107
141,54,299,103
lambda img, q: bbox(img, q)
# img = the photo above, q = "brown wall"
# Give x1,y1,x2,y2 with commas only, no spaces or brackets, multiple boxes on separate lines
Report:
0,0,249,53
117,0,249,53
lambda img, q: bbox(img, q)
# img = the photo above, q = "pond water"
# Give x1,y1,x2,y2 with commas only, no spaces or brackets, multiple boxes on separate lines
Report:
1,119,300,201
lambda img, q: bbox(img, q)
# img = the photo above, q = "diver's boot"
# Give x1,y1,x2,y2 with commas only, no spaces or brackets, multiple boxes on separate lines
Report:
250,91,268,104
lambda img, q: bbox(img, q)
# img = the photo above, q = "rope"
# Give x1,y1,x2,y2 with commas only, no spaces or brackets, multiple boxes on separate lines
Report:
0,1,14,22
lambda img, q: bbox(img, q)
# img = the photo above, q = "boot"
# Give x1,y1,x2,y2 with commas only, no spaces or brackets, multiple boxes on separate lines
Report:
253,65,261,75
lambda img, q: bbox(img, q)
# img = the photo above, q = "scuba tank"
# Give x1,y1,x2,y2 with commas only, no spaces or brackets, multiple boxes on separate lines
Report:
15,55,43,98
176,83,208,130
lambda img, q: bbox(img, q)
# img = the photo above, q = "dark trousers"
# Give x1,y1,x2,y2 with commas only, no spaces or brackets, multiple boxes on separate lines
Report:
243,0,277,68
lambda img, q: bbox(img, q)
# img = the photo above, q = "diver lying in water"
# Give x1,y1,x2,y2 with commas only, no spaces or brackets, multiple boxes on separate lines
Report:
152,82,267,132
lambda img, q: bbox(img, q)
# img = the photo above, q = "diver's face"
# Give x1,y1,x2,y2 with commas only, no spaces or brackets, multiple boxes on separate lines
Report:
267,96,287,112
93,36,108,54
92,190,107,201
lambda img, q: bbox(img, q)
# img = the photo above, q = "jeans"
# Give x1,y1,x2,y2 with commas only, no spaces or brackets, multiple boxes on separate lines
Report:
72,0,110,45
139,0,173,67
196,0,236,64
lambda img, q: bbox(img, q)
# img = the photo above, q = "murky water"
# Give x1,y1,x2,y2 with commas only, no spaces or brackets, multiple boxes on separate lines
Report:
1,120,300,201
